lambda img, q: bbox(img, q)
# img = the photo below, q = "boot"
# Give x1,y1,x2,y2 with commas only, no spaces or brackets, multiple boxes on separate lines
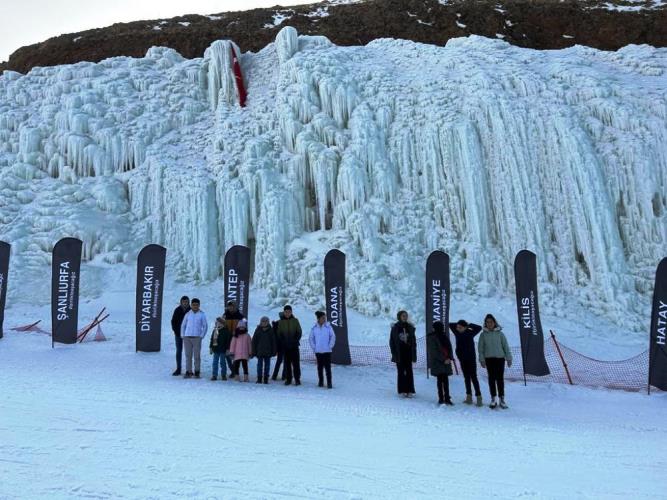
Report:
327,381,332,389
499,398,509,409
194,371,201,379
221,375,227,381
318,380,324,388
464,394,473,405
172,369,181,376
475,395,483,407
263,376,269,384
295,380,301,386
210,375,217,381
271,375,278,381
243,374,249,382
285,379,292,386
445,398,454,406
489,397,498,409
183,372,193,379
438,398,445,405
256,378,262,384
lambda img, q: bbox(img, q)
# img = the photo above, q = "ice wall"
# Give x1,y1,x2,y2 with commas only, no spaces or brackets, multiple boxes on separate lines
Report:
0,28,665,327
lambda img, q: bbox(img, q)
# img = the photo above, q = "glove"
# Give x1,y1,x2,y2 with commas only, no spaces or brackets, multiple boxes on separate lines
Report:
480,361,486,368
507,359,512,368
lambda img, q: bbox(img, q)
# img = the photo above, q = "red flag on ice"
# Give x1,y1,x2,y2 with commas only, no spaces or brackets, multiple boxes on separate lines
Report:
231,46,247,107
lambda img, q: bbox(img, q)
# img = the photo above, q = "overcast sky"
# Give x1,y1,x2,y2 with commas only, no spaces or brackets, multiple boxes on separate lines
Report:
0,0,314,62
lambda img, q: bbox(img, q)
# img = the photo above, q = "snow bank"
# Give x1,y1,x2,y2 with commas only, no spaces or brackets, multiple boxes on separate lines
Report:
0,29,665,341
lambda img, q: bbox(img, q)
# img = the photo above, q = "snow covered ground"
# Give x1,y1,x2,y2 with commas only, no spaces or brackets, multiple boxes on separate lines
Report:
1,300,665,499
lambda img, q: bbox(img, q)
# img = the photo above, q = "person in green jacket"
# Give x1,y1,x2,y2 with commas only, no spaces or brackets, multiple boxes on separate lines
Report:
277,305,302,386
478,314,512,409
209,317,233,381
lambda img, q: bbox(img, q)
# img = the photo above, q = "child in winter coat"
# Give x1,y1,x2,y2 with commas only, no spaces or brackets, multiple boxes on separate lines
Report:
252,316,277,384
209,317,233,381
478,314,513,409
426,321,454,405
309,311,336,388
229,319,252,382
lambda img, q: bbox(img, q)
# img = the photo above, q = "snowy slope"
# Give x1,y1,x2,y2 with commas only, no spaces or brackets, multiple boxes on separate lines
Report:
1,28,666,345
1,310,665,499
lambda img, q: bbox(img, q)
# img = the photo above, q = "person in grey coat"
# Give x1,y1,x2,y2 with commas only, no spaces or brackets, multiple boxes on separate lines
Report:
478,313,513,409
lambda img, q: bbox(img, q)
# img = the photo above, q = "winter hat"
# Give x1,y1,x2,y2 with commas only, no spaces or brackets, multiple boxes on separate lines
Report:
396,310,408,321
226,300,236,306
433,321,445,334
238,319,248,330
456,319,468,327
260,316,270,324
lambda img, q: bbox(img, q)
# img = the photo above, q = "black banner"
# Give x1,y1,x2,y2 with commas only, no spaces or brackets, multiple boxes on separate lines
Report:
425,251,450,369
325,249,351,365
51,238,82,346
649,257,667,391
0,241,9,340
224,245,250,318
136,244,167,352
514,250,550,376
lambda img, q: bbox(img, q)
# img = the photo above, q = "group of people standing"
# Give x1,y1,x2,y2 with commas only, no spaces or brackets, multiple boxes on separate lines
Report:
171,296,513,409
390,311,513,409
170,297,337,388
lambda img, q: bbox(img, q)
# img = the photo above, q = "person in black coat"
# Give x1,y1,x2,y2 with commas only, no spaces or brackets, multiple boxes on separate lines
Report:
427,321,454,405
170,296,190,376
389,310,417,397
449,319,483,405
271,312,285,381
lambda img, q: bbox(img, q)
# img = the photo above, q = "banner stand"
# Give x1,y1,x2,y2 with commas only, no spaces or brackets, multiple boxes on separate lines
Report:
224,245,251,319
425,251,450,380
325,249,351,366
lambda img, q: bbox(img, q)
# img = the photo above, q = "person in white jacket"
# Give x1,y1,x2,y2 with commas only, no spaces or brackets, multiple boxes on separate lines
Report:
180,298,208,379
309,311,336,389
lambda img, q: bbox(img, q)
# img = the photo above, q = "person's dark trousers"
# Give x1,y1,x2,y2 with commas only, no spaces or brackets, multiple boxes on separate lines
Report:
272,350,285,380
396,361,415,394
257,356,271,379
485,357,506,398
283,347,301,383
233,359,249,375
460,358,482,396
436,374,450,401
316,353,332,386
174,334,183,372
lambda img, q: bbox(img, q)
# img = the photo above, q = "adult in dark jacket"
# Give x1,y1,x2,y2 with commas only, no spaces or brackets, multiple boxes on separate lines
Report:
389,310,417,397
277,305,302,386
449,320,483,406
252,316,277,384
223,301,245,377
209,317,233,380
170,296,190,376
271,312,286,381
427,321,454,405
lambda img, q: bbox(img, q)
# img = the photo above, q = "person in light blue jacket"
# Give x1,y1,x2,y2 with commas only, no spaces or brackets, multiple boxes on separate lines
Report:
180,298,208,379
309,311,336,389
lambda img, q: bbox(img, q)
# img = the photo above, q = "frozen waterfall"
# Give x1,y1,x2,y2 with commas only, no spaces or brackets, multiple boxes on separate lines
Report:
0,27,665,328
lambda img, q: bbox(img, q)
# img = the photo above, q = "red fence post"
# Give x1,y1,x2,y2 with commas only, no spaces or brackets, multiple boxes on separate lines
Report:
550,330,574,385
